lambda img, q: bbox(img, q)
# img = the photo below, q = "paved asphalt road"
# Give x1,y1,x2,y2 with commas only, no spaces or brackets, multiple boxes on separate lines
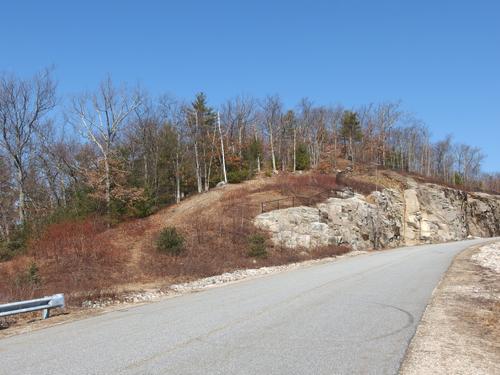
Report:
0,238,496,375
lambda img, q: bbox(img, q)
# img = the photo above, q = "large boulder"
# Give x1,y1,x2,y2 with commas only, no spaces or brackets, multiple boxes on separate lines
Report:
255,192,403,251
254,206,334,248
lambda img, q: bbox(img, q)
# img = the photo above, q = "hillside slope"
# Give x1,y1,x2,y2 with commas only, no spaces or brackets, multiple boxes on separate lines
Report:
1,169,498,310
0,173,347,307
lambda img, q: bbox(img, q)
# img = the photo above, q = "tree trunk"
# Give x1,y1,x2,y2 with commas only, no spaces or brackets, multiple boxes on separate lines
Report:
293,128,296,172
202,137,210,192
194,140,202,193
381,137,386,167
333,128,337,169
218,112,227,184
269,125,277,173
206,156,212,191
16,166,26,225
60,178,67,207
104,156,111,213
349,135,354,167
143,154,149,189
175,151,181,204
238,124,243,159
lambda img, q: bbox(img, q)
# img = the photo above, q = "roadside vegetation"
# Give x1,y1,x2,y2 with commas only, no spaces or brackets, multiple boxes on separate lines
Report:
1,69,498,309
156,227,185,256
0,172,352,307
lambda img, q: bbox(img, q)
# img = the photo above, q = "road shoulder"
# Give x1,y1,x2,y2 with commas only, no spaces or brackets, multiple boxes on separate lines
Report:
400,242,500,375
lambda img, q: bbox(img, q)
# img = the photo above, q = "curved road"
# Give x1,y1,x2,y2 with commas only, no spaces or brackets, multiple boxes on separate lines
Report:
0,238,495,374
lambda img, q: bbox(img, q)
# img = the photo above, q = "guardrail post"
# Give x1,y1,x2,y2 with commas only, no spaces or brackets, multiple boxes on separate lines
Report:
0,293,65,320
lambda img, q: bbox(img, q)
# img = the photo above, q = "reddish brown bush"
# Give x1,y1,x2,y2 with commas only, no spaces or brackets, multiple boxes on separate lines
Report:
336,176,381,195
0,217,128,305
34,218,127,296
141,202,351,283
0,256,40,303
142,213,257,279
1,173,354,307
254,173,339,197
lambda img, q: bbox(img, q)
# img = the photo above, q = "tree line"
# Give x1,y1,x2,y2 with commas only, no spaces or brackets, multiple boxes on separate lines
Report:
1,69,498,251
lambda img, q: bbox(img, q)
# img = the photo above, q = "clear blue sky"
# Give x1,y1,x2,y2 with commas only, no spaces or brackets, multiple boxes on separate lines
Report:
1,0,499,171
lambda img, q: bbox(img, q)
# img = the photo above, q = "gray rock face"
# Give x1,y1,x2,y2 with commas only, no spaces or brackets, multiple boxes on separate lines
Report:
254,182,500,250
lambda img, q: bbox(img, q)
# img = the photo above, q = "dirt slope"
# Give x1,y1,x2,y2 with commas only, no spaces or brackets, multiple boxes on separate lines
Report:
102,177,278,280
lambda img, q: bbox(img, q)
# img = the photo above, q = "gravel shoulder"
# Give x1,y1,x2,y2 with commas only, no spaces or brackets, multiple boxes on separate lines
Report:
400,242,500,375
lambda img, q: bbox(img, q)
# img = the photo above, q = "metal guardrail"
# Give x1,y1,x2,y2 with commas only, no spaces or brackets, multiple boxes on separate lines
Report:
0,293,65,320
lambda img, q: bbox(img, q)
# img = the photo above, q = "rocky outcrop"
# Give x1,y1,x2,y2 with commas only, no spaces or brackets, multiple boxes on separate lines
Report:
254,180,500,250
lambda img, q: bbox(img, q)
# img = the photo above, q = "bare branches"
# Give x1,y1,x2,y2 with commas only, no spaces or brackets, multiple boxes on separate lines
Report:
0,69,56,223
0,70,495,243
260,95,283,173
71,77,141,157
70,77,141,212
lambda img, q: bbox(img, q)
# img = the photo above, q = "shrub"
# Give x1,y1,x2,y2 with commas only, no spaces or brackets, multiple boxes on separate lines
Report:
0,242,16,262
0,226,29,262
131,195,156,218
247,234,267,258
15,261,41,288
336,176,380,195
23,217,124,301
157,227,185,255
227,169,251,184
295,144,310,170
453,172,464,186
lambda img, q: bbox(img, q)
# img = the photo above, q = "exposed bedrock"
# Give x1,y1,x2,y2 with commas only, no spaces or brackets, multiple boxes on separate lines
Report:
254,181,500,250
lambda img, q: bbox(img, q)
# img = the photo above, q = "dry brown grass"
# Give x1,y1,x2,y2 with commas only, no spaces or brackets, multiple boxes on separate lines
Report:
138,173,350,281
0,172,354,308
255,173,338,196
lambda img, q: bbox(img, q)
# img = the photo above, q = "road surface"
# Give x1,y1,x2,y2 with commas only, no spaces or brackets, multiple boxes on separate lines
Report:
0,238,495,375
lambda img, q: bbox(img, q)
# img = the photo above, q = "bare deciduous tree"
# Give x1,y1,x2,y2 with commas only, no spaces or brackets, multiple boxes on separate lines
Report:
71,77,141,212
261,95,282,174
0,69,55,224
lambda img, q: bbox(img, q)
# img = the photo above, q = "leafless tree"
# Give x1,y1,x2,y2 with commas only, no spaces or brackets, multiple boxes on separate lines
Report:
0,69,56,224
433,135,454,182
455,144,484,185
159,95,187,203
326,105,344,169
221,95,257,157
374,102,402,166
70,76,141,212
260,95,282,173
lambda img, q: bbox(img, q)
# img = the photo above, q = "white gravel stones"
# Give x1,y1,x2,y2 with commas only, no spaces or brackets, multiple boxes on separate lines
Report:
169,250,366,293
82,250,367,308
472,242,500,273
